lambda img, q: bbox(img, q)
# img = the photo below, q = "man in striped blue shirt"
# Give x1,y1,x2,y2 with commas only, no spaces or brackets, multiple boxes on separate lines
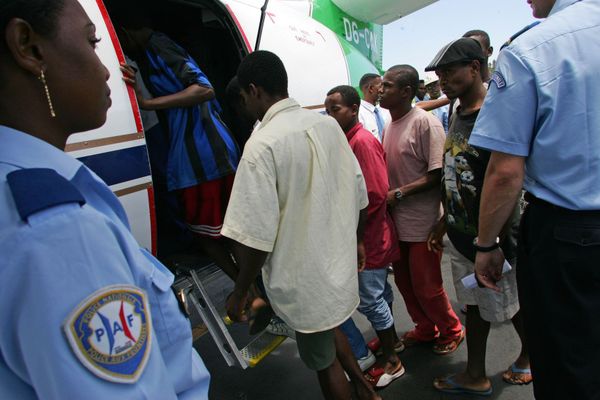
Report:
116,12,241,280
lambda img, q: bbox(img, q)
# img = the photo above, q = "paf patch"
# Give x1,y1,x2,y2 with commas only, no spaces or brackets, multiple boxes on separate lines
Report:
491,71,507,89
64,285,152,383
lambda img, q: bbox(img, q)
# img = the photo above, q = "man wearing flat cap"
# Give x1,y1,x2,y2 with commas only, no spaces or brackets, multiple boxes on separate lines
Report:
426,37,531,396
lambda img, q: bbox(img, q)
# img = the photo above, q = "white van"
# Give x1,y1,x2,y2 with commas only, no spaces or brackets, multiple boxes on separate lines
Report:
74,0,435,368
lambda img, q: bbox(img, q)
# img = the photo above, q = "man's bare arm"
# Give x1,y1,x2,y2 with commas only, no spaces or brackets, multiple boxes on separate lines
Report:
357,207,368,271
387,168,442,205
140,84,215,110
415,97,450,112
121,64,215,110
474,151,525,290
226,241,268,321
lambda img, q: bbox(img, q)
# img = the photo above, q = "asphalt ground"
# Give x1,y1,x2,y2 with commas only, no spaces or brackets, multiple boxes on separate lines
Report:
194,239,535,400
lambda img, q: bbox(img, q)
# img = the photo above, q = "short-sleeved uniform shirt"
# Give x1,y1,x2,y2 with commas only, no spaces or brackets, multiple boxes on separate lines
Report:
469,0,600,210
443,108,519,262
431,99,449,133
221,98,368,333
0,127,210,399
140,32,240,191
346,123,400,269
383,107,445,241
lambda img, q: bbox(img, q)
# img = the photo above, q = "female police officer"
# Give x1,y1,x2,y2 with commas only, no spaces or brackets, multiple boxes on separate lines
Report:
0,1,210,398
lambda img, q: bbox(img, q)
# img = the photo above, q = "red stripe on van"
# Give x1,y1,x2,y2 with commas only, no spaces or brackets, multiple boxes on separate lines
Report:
226,4,253,53
96,0,144,134
147,186,158,256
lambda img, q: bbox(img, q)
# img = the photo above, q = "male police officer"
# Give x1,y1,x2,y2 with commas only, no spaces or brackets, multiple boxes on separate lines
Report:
470,1,600,399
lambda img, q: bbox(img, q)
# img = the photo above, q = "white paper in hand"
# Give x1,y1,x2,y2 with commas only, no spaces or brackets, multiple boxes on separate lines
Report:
462,260,512,290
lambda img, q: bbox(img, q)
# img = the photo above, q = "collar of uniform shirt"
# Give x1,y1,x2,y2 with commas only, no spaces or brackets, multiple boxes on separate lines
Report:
550,0,580,16
0,126,82,181
260,98,300,128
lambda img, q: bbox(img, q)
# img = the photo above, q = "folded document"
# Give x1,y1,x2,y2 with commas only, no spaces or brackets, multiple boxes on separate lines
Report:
461,260,512,290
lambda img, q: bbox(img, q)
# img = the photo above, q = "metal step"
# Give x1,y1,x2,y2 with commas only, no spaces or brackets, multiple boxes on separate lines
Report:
174,266,287,369
241,332,287,368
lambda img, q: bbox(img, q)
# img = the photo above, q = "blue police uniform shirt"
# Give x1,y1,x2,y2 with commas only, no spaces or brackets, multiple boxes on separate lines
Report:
431,103,449,133
0,126,210,399
469,0,600,210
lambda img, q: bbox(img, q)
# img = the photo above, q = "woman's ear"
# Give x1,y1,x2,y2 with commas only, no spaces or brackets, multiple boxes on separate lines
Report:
4,18,46,76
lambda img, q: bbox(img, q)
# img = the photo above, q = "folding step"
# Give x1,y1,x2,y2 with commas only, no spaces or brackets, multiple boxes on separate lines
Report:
175,267,287,369
188,269,248,368
240,332,287,368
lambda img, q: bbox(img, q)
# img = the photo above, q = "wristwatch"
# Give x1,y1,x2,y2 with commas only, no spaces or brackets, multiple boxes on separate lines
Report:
472,237,500,252
394,189,404,201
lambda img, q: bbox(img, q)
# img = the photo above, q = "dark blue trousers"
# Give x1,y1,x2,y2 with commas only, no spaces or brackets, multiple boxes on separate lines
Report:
518,196,600,400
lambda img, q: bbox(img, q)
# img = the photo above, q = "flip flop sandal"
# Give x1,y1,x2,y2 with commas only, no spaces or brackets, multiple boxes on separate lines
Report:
364,363,406,389
433,374,493,396
502,363,533,385
433,327,465,355
401,330,437,348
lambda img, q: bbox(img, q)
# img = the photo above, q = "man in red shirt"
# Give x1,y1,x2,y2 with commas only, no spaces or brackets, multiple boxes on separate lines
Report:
325,85,404,389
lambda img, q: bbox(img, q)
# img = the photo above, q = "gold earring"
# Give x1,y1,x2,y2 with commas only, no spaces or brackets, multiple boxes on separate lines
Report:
38,69,56,118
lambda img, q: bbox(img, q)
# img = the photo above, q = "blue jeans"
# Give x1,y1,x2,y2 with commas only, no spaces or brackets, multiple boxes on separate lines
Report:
339,268,394,359
357,267,394,331
339,318,368,359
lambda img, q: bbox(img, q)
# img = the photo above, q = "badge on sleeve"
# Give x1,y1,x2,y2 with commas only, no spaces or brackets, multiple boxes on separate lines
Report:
491,71,507,89
63,285,152,384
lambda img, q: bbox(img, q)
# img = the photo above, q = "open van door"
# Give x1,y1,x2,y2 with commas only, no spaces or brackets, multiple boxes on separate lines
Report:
68,0,156,254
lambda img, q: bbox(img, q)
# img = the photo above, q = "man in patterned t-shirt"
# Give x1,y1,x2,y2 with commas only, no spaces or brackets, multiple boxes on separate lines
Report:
426,38,531,396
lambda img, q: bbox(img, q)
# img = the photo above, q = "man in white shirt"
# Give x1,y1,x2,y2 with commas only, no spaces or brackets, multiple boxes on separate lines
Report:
358,73,390,142
223,51,379,400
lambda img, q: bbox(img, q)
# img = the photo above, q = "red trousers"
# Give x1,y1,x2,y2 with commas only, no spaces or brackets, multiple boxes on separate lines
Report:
393,241,462,343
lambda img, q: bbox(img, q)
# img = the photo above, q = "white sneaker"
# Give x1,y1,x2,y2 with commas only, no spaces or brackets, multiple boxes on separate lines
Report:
357,349,376,371
266,317,296,340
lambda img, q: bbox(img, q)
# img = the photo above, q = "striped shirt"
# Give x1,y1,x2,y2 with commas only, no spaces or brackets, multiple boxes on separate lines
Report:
141,32,240,191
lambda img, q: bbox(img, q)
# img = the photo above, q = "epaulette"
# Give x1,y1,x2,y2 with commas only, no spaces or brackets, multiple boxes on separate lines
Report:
7,168,86,221
500,21,541,51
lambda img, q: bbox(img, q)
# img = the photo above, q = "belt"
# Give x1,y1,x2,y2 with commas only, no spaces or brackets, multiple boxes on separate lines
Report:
523,192,561,210
524,192,600,216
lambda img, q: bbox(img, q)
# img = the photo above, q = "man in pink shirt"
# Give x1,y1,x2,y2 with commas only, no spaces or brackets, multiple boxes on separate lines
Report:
380,65,464,355
325,85,404,389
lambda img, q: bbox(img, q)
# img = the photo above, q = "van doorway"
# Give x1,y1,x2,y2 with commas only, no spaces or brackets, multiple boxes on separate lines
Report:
105,0,253,263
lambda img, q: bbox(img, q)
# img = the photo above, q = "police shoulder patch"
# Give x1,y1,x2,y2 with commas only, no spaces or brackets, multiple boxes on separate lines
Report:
491,71,507,89
64,285,152,384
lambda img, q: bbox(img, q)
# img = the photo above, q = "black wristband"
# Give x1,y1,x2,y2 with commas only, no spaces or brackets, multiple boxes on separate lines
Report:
473,237,500,252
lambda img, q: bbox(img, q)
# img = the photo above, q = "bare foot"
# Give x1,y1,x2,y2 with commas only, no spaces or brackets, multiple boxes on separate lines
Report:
379,354,401,374
513,355,530,371
433,371,491,392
